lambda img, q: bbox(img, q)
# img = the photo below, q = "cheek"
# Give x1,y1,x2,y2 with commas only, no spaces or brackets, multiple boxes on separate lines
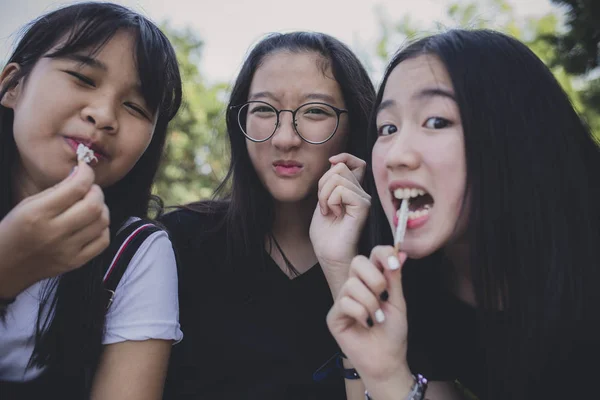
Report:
246,141,263,172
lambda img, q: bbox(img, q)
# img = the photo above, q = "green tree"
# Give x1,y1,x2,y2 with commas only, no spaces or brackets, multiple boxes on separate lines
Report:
153,25,229,207
545,0,600,136
375,0,599,138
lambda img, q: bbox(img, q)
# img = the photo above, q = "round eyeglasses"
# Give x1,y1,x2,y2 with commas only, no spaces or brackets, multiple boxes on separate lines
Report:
230,101,348,145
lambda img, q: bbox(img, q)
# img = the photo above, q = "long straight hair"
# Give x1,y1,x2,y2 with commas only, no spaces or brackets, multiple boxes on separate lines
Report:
369,29,600,399
0,2,181,394
187,32,376,276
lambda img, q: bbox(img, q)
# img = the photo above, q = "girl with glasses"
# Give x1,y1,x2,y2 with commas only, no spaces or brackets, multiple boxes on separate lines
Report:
162,32,376,399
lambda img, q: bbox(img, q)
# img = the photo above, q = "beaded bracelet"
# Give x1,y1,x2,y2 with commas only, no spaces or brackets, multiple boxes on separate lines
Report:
364,374,428,400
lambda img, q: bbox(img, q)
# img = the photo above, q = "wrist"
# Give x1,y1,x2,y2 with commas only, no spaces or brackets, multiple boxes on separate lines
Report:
363,367,415,400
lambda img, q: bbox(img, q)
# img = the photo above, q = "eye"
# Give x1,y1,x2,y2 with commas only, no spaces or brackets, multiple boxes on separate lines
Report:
250,105,275,114
65,71,96,87
125,102,150,120
423,117,451,129
377,124,398,136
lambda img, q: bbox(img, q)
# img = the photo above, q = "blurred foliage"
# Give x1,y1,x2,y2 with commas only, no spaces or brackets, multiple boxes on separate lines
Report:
153,24,230,206
153,1,599,205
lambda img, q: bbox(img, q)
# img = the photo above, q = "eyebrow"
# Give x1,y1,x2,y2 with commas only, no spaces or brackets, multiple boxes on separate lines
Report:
376,87,456,115
249,91,337,104
61,54,108,71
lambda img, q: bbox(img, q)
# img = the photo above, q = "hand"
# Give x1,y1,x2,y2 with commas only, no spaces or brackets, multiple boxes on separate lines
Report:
0,161,110,298
309,153,371,297
327,246,415,399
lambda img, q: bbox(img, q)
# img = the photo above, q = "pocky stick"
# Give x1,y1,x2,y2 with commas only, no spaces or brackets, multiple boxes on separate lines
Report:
394,199,410,252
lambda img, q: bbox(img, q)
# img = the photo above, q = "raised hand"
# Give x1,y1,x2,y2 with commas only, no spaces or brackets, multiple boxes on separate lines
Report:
310,153,371,297
327,246,415,399
0,161,110,298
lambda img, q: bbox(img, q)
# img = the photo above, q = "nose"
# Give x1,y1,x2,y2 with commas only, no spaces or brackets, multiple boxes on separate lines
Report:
81,94,118,134
271,110,302,150
384,128,421,171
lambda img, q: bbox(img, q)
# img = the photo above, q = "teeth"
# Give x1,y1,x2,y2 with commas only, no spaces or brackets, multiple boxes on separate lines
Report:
407,208,431,220
393,187,427,200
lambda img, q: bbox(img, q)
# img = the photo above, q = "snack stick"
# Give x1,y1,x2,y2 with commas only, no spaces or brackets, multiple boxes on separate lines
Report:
394,199,410,251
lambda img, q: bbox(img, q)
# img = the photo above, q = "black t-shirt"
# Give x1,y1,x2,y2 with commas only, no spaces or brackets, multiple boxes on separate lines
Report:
161,208,345,400
404,262,599,400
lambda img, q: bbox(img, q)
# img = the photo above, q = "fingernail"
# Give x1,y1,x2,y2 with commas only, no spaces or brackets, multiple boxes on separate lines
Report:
320,206,326,215
380,290,389,302
375,309,385,323
68,166,78,178
366,317,374,327
387,255,400,271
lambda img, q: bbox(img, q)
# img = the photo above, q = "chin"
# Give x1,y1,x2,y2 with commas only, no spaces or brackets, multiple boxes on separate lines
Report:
269,189,310,204
398,239,440,260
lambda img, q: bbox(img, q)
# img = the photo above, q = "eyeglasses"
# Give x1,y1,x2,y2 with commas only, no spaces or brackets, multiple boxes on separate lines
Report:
229,101,348,145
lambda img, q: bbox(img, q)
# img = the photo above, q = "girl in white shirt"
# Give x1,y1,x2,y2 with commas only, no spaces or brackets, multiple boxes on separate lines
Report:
0,2,183,398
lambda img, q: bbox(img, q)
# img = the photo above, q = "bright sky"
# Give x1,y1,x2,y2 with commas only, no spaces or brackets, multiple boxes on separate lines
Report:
0,0,560,85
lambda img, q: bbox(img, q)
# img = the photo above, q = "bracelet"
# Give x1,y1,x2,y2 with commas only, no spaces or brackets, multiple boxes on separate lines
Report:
365,374,428,400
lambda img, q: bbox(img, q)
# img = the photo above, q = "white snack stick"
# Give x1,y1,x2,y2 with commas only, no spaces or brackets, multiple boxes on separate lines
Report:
76,143,97,164
394,198,410,251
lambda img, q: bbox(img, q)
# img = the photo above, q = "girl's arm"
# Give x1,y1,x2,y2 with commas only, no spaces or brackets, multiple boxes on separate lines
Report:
90,228,182,399
310,153,371,298
91,340,172,400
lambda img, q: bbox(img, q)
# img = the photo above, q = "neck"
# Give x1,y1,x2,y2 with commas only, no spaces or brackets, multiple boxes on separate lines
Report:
269,195,318,276
444,240,476,307
271,196,314,241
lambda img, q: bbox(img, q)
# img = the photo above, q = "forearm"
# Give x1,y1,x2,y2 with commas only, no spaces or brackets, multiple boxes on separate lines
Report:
319,249,358,299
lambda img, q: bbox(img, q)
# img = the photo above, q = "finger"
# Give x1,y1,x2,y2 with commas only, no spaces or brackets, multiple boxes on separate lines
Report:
53,184,106,235
66,204,110,247
349,256,388,302
319,174,370,215
370,246,408,311
319,162,361,193
383,252,408,308
327,185,371,218
329,153,367,183
334,295,373,330
39,161,96,217
342,277,386,325
70,227,110,269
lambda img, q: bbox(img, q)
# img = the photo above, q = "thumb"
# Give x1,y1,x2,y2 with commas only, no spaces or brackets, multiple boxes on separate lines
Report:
384,252,408,311
39,160,95,215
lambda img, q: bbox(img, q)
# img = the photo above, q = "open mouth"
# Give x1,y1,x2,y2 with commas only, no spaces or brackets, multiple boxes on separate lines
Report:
393,187,434,221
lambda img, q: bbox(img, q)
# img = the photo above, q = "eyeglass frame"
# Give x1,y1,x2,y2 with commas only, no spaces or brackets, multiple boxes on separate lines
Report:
229,100,348,145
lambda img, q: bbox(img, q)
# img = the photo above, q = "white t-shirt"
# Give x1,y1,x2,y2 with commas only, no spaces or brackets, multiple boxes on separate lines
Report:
0,224,183,382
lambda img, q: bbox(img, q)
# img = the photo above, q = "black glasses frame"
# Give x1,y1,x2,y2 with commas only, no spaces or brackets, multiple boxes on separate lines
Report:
229,100,348,145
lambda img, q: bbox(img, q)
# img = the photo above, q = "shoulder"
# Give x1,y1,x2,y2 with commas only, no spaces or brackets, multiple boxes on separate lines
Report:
103,227,182,344
159,201,228,241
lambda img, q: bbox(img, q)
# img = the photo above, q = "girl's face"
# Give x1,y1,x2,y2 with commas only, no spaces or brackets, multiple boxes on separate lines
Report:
245,51,349,204
372,55,467,258
0,29,157,195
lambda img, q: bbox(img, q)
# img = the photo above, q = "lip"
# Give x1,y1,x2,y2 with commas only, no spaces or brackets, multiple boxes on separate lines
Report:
273,159,303,177
64,136,108,160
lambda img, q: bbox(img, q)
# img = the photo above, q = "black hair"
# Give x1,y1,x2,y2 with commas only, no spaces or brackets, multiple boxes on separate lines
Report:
0,2,182,395
187,32,376,275
370,29,600,399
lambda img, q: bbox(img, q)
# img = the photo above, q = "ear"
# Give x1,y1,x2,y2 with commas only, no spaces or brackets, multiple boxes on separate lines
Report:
0,63,23,109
